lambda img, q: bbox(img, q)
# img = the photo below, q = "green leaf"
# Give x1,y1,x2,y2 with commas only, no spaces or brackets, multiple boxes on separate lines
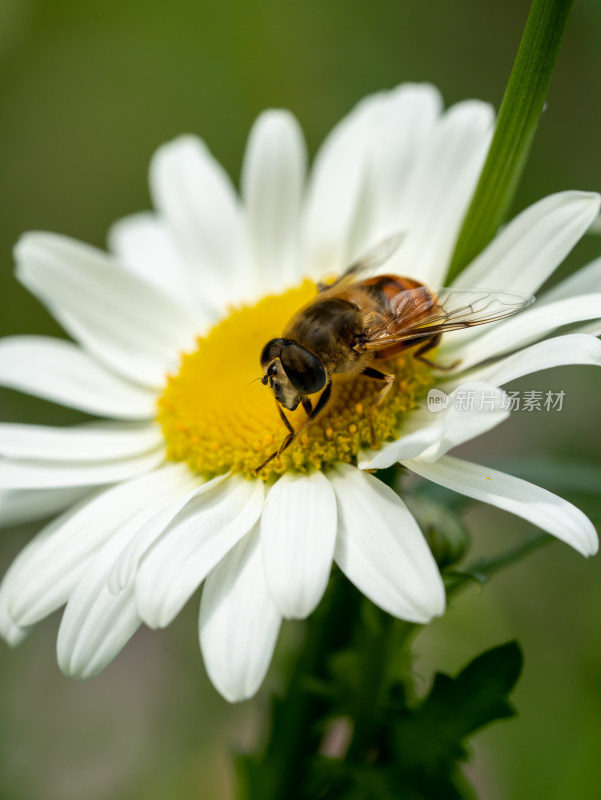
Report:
307,758,469,800
308,642,523,799
447,0,575,281
387,641,523,775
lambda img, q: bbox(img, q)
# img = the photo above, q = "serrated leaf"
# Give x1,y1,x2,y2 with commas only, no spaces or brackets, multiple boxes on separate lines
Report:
389,641,523,772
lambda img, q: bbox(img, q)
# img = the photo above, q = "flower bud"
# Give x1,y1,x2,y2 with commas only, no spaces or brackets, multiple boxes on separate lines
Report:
405,496,470,568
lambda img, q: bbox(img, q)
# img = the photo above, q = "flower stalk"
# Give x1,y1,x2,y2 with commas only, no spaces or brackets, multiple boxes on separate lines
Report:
243,532,537,800
238,570,361,800
447,0,575,281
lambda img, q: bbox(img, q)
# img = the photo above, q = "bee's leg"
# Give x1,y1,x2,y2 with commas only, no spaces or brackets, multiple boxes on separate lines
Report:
254,383,332,474
361,366,395,447
279,382,332,453
361,366,395,404
275,404,296,456
413,334,460,371
254,404,296,474
297,381,332,429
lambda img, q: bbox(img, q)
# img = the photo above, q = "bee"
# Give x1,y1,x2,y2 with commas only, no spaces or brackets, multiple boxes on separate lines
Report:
258,236,533,472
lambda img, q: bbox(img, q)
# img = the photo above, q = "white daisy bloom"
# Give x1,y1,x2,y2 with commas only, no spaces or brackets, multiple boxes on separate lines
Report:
1,83,600,703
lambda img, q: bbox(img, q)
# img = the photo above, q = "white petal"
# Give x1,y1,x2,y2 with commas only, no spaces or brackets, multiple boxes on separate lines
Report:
417,384,508,462
360,383,507,470
0,447,165,489
60,475,205,681
261,471,337,619
386,100,494,285
589,211,601,235
445,293,601,370
577,321,601,337
537,255,601,304
447,334,601,388
0,497,94,631
241,110,307,292
404,456,598,557
57,532,142,679
359,423,445,470
303,85,443,276
39,465,195,676
149,135,246,313
2,464,194,627
107,474,226,594
0,590,29,646
357,84,443,249
453,192,601,294
0,336,156,419
15,233,201,389
135,475,264,629
0,486,90,528
0,422,162,461
329,465,445,622
108,212,200,311
199,526,281,702
302,93,376,277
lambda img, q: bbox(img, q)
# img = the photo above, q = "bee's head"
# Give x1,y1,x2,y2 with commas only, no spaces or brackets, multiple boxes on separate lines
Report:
260,338,327,411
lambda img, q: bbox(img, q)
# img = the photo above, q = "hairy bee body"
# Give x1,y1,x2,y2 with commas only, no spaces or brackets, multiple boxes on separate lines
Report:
282,275,433,378
257,237,533,471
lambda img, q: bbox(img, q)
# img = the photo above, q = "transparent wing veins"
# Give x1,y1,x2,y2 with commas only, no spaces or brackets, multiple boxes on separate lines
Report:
318,233,405,292
363,287,535,349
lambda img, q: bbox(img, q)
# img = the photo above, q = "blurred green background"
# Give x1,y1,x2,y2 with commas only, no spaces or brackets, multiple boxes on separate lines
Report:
1,0,600,798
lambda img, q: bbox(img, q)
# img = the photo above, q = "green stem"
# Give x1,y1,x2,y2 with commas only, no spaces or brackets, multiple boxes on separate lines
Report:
244,571,419,797
345,614,415,762
445,532,551,598
447,0,574,282
245,571,360,800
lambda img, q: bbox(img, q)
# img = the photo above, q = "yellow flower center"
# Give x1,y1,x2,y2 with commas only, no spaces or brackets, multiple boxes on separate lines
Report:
158,281,434,481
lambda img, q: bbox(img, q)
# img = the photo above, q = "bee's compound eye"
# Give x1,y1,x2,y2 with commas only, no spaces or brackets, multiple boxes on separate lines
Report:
260,338,286,369
280,343,326,395
267,363,277,377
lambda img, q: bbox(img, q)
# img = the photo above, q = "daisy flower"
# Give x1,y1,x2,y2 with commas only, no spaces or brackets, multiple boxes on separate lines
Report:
1,84,600,703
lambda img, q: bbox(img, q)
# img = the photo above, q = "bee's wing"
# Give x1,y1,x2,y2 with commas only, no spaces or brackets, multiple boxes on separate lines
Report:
317,233,405,292
363,287,535,348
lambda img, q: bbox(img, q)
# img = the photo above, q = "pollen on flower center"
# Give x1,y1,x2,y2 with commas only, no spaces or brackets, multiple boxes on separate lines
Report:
158,281,434,481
